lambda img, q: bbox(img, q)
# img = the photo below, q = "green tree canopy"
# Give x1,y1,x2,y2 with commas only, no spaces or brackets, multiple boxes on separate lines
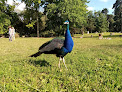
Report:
0,0,11,35
46,0,88,35
101,8,109,15
86,11,96,33
94,11,109,33
0,11,11,34
113,0,122,32
21,0,43,37
107,14,114,32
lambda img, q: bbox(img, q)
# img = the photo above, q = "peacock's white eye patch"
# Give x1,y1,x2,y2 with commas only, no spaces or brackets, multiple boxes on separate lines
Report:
64,22,69,24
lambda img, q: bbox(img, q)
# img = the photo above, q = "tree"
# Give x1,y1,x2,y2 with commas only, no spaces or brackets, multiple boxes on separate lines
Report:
0,0,25,36
86,11,96,33
0,0,11,35
46,0,88,36
45,2,64,36
113,0,122,32
94,11,109,33
0,11,11,35
101,8,114,32
60,0,88,27
21,0,42,37
18,9,46,37
107,14,114,32
101,8,109,15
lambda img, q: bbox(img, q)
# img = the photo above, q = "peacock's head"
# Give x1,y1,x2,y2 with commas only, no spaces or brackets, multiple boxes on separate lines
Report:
64,20,69,24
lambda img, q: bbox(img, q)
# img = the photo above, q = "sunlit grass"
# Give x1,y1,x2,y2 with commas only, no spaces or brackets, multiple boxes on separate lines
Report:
0,33,122,91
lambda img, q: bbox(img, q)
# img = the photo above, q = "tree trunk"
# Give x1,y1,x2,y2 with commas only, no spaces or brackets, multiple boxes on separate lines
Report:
37,15,39,37
91,29,92,33
81,28,84,35
120,11,122,33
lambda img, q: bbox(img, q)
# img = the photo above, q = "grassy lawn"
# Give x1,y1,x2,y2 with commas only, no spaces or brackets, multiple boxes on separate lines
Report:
0,33,122,92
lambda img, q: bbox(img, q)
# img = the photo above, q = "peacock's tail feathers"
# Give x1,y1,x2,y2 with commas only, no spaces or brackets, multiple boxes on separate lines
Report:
29,52,42,57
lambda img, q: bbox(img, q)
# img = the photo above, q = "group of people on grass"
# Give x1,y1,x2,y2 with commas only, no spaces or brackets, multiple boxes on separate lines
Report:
8,26,15,41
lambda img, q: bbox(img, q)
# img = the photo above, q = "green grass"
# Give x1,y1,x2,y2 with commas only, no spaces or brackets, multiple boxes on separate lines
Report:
0,33,122,92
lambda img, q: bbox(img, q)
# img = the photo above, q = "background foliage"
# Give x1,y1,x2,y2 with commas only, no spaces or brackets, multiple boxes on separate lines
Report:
0,0,121,37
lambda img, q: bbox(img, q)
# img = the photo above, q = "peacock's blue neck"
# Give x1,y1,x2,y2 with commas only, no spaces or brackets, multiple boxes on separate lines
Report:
67,24,69,30
63,24,74,53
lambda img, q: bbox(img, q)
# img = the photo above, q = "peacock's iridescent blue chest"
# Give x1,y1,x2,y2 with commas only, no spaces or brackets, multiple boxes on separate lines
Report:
62,20,74,54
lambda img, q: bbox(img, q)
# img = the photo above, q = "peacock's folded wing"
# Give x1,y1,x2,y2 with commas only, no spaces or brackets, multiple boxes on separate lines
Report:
38,38,64,53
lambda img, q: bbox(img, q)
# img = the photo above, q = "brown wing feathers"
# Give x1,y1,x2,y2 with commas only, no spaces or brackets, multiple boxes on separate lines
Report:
29,38,64,57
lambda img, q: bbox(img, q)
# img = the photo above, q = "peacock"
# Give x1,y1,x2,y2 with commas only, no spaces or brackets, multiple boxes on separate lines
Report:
29,20,74,69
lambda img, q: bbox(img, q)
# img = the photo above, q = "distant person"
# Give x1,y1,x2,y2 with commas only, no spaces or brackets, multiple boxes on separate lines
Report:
11,27,15,40
8,26,12,41
99,34,103,40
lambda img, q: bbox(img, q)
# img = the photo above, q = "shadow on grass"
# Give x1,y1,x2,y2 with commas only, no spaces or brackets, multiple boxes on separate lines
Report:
29,59,51,67
104,35,122,38
74,35,122,38
85,35,121,38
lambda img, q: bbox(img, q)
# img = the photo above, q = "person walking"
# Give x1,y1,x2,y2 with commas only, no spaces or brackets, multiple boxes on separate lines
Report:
11,27,15,40
8,26,12,41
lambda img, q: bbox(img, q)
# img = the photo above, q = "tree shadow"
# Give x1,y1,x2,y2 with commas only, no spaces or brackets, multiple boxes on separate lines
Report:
76,34,122,38
104,35,121,38
83,35,122,38
28,59,51,67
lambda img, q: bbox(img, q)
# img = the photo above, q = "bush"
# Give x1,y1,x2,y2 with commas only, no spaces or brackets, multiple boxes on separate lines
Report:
0,34,4,37
40,30,55,37
30,34,37,37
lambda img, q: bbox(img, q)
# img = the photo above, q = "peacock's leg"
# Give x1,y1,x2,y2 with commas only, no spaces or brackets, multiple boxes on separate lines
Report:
58,57,62,68
63,57,68,70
